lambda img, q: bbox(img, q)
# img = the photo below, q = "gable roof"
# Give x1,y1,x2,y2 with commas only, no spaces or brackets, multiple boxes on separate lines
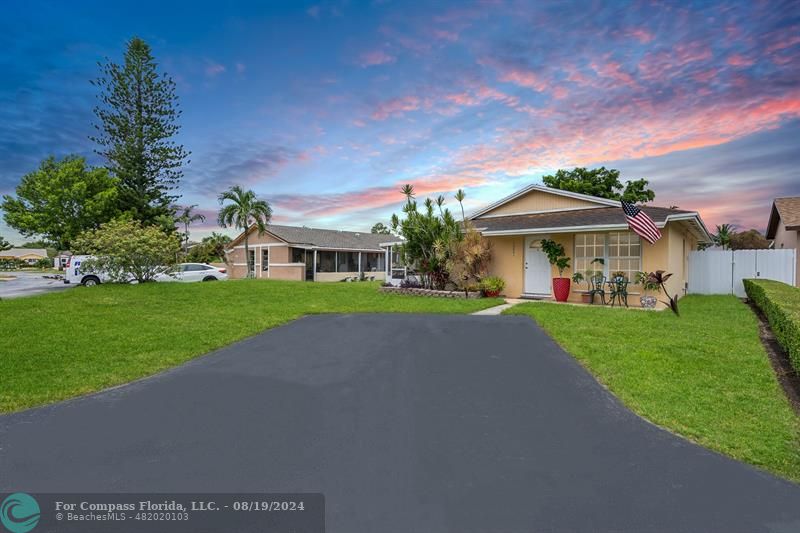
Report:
473,206,712,242
0,248,48,258
228,224,398,252
469,184,620,219
766,197,800,239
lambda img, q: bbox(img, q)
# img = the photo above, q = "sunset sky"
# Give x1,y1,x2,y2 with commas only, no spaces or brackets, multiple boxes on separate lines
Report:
2,0,799,243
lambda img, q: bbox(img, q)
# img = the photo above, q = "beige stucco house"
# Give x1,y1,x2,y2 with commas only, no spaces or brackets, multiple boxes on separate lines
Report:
0,248,48,265
766,197,800,286
470,185,712,306
225,224,399,281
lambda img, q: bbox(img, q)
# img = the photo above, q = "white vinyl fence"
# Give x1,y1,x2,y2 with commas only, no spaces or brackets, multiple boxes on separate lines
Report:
688,249,797,297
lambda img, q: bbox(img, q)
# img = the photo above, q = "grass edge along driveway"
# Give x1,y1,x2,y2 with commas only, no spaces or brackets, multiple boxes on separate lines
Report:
505,295,800,482
0,280,500,413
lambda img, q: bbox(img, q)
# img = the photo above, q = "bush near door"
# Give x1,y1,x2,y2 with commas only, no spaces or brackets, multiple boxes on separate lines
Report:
744,279,800,374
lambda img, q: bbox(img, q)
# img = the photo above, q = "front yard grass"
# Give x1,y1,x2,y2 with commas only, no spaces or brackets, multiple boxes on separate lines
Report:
505,295,800,481
0,280,500,413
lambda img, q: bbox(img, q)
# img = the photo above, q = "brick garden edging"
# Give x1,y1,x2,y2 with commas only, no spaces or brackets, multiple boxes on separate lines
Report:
379,286,482,299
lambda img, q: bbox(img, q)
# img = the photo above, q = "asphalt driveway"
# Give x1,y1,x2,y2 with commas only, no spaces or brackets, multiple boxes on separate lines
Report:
0,271,72,299
1,314,799,532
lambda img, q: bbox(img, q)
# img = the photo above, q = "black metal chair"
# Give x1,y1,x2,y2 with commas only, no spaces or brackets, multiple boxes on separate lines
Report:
608,276,629,307
588,274,606,304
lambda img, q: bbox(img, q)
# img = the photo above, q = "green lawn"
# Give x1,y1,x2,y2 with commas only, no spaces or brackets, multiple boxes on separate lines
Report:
0,280,500,413
505,296,800,481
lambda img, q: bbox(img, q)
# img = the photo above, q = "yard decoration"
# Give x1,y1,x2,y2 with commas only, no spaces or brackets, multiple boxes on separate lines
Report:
647,270,680,315
540,239,571,302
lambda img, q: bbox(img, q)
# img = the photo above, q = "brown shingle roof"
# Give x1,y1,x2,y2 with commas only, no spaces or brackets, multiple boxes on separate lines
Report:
474,206,694,233
766,197,800,239
230,224,398,251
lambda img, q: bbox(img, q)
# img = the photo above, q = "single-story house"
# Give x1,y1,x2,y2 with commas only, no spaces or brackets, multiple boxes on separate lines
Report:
0,248,48,265
225,224,401,281
470,185,712,306
766,196,800,286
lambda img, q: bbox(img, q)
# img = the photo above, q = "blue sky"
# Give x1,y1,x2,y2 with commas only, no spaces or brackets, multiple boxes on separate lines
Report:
2,0,799,243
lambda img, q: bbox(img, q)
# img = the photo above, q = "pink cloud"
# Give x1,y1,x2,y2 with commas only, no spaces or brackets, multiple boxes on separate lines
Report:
727,54,755,67
205,62,226,77
359,49,396,67
371,95,421,120
452,92,800,177
272,174,491,219
498,68,549,92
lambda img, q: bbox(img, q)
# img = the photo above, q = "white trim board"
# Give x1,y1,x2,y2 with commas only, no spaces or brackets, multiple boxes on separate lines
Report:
474,205,607,219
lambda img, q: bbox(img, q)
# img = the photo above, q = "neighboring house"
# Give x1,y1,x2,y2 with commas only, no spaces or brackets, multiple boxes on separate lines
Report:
469,185,712,306
766,196,800,286
0,248,48,265
225,224,401,281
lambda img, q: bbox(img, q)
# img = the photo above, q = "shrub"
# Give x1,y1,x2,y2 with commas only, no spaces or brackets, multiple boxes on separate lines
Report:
447,222,491,295
480,276,505,294
744,279,800,373
400,278,422,289
74,218,181,283
391,185,461,290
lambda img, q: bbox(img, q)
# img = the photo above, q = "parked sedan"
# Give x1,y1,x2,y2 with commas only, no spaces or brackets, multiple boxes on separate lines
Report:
156,263,228,283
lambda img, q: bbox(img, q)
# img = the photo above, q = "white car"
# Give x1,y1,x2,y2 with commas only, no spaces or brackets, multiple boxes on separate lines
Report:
156,263,228,283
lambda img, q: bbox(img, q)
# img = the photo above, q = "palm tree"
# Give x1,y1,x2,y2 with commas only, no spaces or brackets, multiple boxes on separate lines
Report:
202,231,233,260
714,223,736,250
177,204,206,252
454,189,466,221
217,186,272,278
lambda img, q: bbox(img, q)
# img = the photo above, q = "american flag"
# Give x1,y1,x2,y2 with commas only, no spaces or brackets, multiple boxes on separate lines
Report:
621,200,662,244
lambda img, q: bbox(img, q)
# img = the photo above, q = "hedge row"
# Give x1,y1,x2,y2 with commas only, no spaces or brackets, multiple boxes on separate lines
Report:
744,279,800,373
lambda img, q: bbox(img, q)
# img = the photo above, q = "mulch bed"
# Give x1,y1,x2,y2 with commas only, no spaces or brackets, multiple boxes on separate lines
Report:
379,286,482,299
745,298,800,416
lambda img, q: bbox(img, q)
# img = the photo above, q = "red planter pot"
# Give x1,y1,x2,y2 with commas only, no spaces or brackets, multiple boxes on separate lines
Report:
484,290,501,298
552,278,571,302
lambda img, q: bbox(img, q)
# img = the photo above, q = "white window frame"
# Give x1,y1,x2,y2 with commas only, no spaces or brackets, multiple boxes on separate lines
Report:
573,231,642,280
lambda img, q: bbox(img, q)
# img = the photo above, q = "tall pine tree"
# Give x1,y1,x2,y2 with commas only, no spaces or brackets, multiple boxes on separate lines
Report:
91,37,189,226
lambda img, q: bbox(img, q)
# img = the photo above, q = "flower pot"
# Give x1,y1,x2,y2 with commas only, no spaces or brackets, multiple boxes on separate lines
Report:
580,293,592,304
640,295,657,309
484,289,501,298
552,278,571,302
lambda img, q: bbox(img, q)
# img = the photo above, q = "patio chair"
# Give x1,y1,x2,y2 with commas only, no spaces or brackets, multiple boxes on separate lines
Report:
608,276,629,307
588,274,606,304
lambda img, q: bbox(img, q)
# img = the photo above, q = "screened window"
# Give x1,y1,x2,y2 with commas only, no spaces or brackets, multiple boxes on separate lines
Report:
317,251,336,272
262,249,269,271
607,232,641,280
574,233,606,274
361,252,385,272
248,250,255,271
291,248,306,263
338,252,358,272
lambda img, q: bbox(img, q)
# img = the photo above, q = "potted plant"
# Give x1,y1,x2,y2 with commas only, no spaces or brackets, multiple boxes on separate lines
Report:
540,239,571,302
634,271,659,309
480,276,506,297
571,272,590,303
